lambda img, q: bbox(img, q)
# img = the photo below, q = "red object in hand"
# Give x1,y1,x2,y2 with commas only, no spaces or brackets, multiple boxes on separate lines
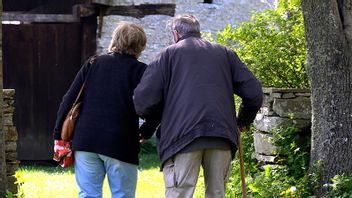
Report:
53,140,74,168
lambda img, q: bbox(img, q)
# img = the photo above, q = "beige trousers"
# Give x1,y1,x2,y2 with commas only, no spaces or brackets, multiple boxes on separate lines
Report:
163,149,232,198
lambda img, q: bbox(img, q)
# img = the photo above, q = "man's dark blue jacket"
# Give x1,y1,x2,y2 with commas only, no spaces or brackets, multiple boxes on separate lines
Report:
133,34,263,167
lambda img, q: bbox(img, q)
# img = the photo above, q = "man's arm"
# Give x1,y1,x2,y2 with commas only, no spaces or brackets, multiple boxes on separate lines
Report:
227,49,263,129
133,51,166,118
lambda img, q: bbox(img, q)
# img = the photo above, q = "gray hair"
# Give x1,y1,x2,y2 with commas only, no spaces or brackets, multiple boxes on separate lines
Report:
170,14,200,36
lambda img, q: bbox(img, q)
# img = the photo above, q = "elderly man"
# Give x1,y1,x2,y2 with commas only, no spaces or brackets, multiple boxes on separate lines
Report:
134,14,263,198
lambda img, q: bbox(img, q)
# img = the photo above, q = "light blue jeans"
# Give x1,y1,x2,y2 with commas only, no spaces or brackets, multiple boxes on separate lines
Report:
74,151,137,198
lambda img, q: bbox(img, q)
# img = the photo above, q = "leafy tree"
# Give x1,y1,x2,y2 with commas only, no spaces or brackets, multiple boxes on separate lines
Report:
217,0,309,88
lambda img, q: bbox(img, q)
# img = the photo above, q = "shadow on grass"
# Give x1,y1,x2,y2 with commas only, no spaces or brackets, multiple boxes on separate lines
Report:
139,138,160,170
18,161,74,174
19,153,159,173
139,152,160,170
19,138,160,173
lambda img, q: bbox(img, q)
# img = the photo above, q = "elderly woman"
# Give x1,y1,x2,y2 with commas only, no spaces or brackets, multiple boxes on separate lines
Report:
53,22,153,198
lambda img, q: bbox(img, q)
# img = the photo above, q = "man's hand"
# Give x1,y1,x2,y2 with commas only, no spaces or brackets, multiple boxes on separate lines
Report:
238,126,248,133
139,134,147,144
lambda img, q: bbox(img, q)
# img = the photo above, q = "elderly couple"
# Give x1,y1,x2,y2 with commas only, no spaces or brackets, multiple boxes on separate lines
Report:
53,14,263,198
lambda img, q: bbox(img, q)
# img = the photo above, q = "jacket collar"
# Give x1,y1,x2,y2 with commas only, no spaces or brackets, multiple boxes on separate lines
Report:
178,32,201,42
111,52,136,59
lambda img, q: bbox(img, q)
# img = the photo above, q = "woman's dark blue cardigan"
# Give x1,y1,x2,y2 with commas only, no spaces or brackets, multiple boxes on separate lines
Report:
53,53,155,165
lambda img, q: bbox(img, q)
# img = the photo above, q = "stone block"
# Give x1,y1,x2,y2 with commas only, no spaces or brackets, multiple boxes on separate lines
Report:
3,115,13,126
262,94,273,107
253,131,277,155
262,87,311,93
254,116,288,132
295,93,311,97
5,126,18,141
273,97,312,119
3,89,15,99
7,100,14,106
262,87,274,94
271,93,282,99
254,115,311,132
6,175,18,195
6,152,17,161
252,153,277,163
5,142,17,152
260,107,277,116
282,93,296,99
3,106,14,114
6,161,20,175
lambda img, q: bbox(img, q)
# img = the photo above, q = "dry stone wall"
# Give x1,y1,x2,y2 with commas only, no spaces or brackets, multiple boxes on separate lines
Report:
97,0,277,64
3,89,19,194
253,88,311,164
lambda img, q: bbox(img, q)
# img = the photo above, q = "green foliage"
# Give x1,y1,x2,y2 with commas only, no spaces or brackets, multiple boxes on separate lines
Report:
226,124,313,197
140,137,157,154
201,32,215,42
225,122,352,197
309,156,352,196
277,0,301,13
271,125,310,179
325,174,352,197
217,0,309,88
6,191,17,198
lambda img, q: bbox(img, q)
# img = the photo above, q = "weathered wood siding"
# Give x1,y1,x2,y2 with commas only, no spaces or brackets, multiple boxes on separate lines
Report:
3,23,83,160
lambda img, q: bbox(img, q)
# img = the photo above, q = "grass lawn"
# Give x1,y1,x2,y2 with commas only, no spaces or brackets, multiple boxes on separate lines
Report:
13,153,205,198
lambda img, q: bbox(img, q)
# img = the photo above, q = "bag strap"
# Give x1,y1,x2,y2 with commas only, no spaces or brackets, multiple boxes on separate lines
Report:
71,55,98,107
72,83,85,107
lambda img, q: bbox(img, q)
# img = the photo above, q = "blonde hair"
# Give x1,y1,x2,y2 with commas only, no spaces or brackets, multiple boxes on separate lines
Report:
108,22,147,58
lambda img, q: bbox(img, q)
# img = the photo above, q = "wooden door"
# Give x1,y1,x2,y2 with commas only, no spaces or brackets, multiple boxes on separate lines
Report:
3,23,82,160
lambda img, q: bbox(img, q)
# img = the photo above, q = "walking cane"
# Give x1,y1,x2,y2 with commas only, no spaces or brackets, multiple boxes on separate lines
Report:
237,127,247,198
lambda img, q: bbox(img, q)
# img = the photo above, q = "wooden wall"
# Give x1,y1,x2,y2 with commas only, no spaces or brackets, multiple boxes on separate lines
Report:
3,18,97,160
3,0,83,13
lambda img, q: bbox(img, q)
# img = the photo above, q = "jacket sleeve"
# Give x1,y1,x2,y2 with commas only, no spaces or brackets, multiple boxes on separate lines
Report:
52,58,93,140
133,51,167,118
227,48,263,128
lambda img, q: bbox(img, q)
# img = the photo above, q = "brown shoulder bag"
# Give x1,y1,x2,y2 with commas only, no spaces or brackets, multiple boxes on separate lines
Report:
61,84,85,141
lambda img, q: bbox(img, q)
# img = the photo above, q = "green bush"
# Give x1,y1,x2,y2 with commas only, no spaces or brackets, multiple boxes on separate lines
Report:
217,0,309,88
140,137,157,154
325,174,352,197
226,124,313,197
271,124,310,180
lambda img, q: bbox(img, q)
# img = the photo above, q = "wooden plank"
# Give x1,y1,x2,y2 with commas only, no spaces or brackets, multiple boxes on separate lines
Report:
92,0,179,6
77,4,96,17
3,0,84,13
3,12,80,23
105,4,176,18
81,15,98,62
